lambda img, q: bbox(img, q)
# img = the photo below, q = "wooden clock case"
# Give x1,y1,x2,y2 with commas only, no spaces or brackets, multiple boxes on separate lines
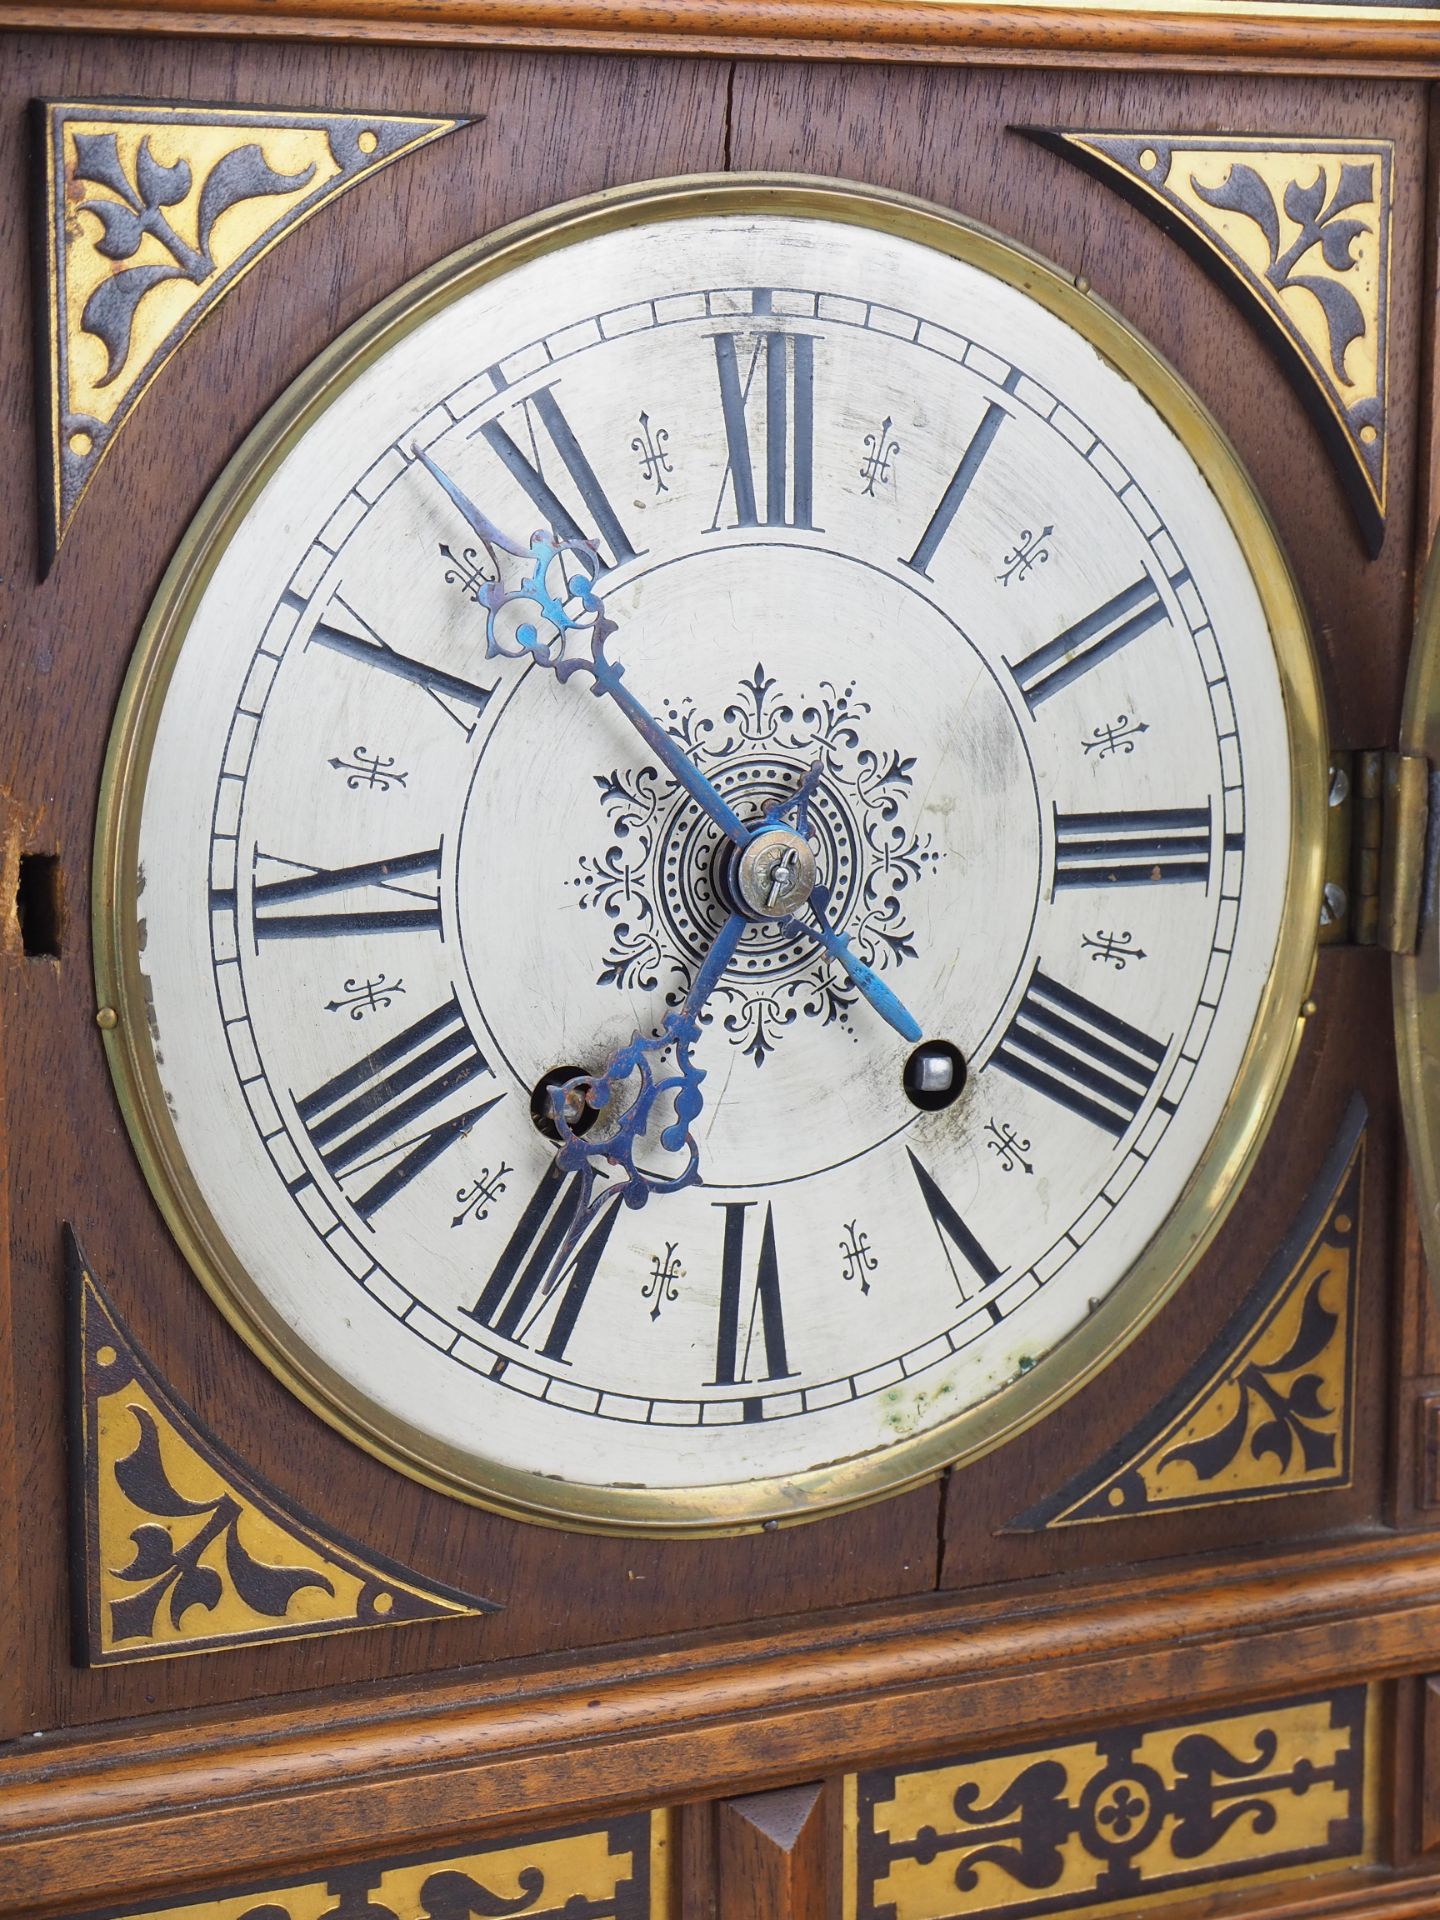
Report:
1,8,1440,1918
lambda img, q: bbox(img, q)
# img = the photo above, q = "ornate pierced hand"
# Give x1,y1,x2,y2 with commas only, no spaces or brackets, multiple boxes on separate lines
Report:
416,446,926,1053
416,448,755,848
540,910,747,1260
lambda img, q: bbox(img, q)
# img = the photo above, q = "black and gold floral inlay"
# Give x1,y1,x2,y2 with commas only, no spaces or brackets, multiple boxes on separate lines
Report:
1009,1094,1363,1529
61,1812,672,1920
33,99,474,571
845,1687,1374,1920
1023,131,1394,556
67,1228,498,1663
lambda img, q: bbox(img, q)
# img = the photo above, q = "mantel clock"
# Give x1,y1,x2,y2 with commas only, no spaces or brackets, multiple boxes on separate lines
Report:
2,16,1440,1920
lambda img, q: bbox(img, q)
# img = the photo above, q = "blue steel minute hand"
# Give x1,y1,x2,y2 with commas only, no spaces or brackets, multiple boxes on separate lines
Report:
415,448,754,850
416,446,923,1044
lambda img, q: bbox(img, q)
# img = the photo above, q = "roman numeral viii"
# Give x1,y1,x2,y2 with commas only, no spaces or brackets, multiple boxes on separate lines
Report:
478,380,639,571
711,1201,794,1409
1053,805,1225,890
292,994,500,1221
710,291,816,532
993,969,1167,1138
464,1160,621,1363
1008,576,1168,712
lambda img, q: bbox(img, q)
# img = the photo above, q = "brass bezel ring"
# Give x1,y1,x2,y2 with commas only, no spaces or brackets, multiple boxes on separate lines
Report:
94,173,1328,1535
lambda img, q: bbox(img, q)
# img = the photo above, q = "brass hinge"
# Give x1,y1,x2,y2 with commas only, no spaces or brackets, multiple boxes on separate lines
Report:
1319,749,1430,952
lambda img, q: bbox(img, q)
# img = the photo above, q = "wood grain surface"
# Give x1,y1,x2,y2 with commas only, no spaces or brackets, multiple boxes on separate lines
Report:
1,0,1440,75
716,1781,826,1920
0,1532,1439,1918
0,24,1436,1920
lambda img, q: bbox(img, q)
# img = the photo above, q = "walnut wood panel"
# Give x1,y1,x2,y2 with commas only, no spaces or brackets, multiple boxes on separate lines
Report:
1421,1676,1440,1854
2,1,1440,75
0,32,947,1745
727,60,1420,1586
1,1536,1439,1920
716,1781,826,1920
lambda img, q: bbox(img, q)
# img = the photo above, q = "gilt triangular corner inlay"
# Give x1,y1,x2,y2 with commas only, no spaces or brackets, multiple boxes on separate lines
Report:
1021,128,1394,557
1006,1094,1366,1531
33,97,477,576
65,1227,499,1665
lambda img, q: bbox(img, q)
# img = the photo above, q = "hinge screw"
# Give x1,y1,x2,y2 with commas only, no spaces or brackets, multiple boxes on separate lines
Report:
1320,882,1348,926
95,1006,118,1031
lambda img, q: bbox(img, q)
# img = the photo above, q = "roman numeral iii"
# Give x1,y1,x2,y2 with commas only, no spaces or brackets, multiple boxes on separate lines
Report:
1053,805,1222,890
993,968,1167,1138
292,994,500,1221
709,291,816,531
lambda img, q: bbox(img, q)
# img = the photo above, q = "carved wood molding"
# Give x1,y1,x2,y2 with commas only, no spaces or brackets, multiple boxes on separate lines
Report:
0,0,1439,70
6,1534,1440,1919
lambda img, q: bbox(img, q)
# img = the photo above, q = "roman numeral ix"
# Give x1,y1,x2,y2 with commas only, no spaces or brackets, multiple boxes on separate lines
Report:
246,846,443,941
293,994,500,1221
993,968,1168,1138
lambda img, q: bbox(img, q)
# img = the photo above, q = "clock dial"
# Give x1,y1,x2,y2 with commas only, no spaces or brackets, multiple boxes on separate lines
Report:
96,178,1324,1530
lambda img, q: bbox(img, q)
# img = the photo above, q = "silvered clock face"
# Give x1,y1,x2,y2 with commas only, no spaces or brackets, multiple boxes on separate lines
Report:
97,179,1323,1530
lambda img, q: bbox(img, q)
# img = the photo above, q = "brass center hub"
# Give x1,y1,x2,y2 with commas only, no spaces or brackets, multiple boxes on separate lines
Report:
734,829,817,921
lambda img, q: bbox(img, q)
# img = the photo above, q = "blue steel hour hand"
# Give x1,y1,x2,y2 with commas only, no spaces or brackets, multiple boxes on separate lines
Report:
544,911,747,1254
415,448,753,849
780,889,923,1044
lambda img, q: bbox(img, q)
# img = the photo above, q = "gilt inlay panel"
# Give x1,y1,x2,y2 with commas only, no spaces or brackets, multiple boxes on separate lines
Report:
59,1812,671,1920
1024,130,1394,555
1009,1094,1364,1528
845,1687,1374,1920
68,1230,497,1663
32,98,474,571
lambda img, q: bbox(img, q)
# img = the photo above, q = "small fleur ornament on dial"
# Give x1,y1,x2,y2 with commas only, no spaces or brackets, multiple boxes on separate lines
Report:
95,177,1323,1531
